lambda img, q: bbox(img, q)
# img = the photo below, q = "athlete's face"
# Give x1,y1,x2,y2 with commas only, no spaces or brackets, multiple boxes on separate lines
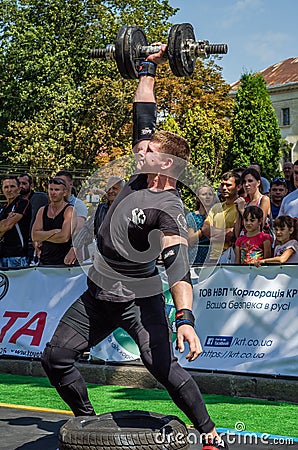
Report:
135,141,165,173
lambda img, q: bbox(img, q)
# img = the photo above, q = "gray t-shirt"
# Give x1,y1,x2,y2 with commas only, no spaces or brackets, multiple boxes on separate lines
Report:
69,194,88,218
274,239,298,263
261,177,270,194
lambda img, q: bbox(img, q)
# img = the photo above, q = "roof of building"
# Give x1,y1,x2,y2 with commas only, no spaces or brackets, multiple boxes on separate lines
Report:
230,57,298,90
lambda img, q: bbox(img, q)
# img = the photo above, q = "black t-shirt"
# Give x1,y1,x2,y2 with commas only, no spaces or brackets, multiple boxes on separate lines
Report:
0,195,32,257
87,174,188,300
40,204,72,265
29,191,48,227
98,174,187,261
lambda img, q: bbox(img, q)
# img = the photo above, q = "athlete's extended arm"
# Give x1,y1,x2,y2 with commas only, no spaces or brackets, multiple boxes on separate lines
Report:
162,234,202,362
132,44,167,156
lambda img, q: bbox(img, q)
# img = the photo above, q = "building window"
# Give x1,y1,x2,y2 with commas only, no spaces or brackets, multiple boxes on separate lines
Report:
282,108,290,126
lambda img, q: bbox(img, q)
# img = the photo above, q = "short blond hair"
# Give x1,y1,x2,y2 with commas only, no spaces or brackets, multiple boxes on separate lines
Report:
151,130,190,161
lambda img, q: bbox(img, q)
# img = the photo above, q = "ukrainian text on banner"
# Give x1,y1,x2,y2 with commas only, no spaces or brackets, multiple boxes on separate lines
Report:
175,265,297,376
90,265,298,376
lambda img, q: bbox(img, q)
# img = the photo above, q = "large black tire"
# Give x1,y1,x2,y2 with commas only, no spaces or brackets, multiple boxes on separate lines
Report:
58,410,190,450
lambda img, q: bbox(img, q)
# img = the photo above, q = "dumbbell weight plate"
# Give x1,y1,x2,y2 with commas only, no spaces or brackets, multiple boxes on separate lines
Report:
115,25,148,79
115,26,127,78
168,23,196,77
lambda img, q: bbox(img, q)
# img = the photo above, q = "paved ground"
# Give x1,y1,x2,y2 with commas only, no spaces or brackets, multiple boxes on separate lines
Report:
0,405,69,450
1,405,297,450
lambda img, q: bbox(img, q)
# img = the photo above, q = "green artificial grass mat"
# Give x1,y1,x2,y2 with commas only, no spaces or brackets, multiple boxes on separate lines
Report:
0,373,297,437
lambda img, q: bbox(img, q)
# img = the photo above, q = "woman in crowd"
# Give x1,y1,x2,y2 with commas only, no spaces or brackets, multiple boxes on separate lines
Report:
234,167,272,237
186,184,217,264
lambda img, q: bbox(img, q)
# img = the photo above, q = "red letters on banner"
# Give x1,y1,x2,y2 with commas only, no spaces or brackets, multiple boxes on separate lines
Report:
0,311,47,346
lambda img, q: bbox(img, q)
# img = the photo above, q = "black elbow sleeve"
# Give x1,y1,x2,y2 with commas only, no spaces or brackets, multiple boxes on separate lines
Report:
161,244,191,288
132,102,157,147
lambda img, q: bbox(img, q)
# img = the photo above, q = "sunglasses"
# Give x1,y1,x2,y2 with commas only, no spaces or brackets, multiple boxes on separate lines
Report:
271,177,286,185
48,178,67,187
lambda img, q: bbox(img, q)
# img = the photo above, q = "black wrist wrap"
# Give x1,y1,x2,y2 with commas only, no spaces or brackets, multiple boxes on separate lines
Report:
132,102,157,147
175,309,195,328
138,61,157,78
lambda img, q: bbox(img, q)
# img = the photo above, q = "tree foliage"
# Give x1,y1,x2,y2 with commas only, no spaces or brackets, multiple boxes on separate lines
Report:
0,0,232,188
0,0,176,175
155,60,233,185
224,73,282,178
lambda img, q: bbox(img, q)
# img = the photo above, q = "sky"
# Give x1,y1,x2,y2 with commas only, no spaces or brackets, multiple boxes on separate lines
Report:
168,0,298,84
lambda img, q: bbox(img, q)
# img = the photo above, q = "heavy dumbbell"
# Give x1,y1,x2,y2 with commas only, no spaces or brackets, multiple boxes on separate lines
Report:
89,23,228,79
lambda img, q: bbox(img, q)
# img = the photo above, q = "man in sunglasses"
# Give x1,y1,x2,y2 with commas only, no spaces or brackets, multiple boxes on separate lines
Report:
54,170,88,265
31,178,74,265
55,170,88,233
269,177,288,219
18,172,48,264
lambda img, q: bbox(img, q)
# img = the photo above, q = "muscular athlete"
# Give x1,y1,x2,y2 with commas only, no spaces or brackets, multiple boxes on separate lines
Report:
41,46,228,450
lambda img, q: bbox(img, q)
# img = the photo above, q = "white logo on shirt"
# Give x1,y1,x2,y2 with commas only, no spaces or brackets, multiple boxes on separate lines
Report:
131,208,146,226
177,213,188,232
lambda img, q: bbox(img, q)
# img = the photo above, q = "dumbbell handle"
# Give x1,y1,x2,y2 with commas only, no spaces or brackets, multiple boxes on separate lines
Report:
89,40,228,60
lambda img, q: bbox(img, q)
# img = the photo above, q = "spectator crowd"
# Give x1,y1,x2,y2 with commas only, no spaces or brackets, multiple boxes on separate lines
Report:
186,160,298,265
0,160,298,269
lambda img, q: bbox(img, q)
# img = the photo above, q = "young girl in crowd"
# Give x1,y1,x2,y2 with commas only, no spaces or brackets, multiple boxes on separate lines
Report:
235,206,273,264
255,215,298,266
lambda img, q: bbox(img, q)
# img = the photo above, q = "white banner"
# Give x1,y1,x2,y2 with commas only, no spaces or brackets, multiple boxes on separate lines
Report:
0,265,297,376
0,266,88,359
177,265,298,376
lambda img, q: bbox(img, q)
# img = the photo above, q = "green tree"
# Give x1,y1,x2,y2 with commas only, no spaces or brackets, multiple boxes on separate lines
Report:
225,72,282,178
0,0,176,175
156,60,233,185
0,0,232,189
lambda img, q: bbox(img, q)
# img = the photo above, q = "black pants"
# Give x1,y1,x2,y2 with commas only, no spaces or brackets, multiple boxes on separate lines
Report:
41,290,215,434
